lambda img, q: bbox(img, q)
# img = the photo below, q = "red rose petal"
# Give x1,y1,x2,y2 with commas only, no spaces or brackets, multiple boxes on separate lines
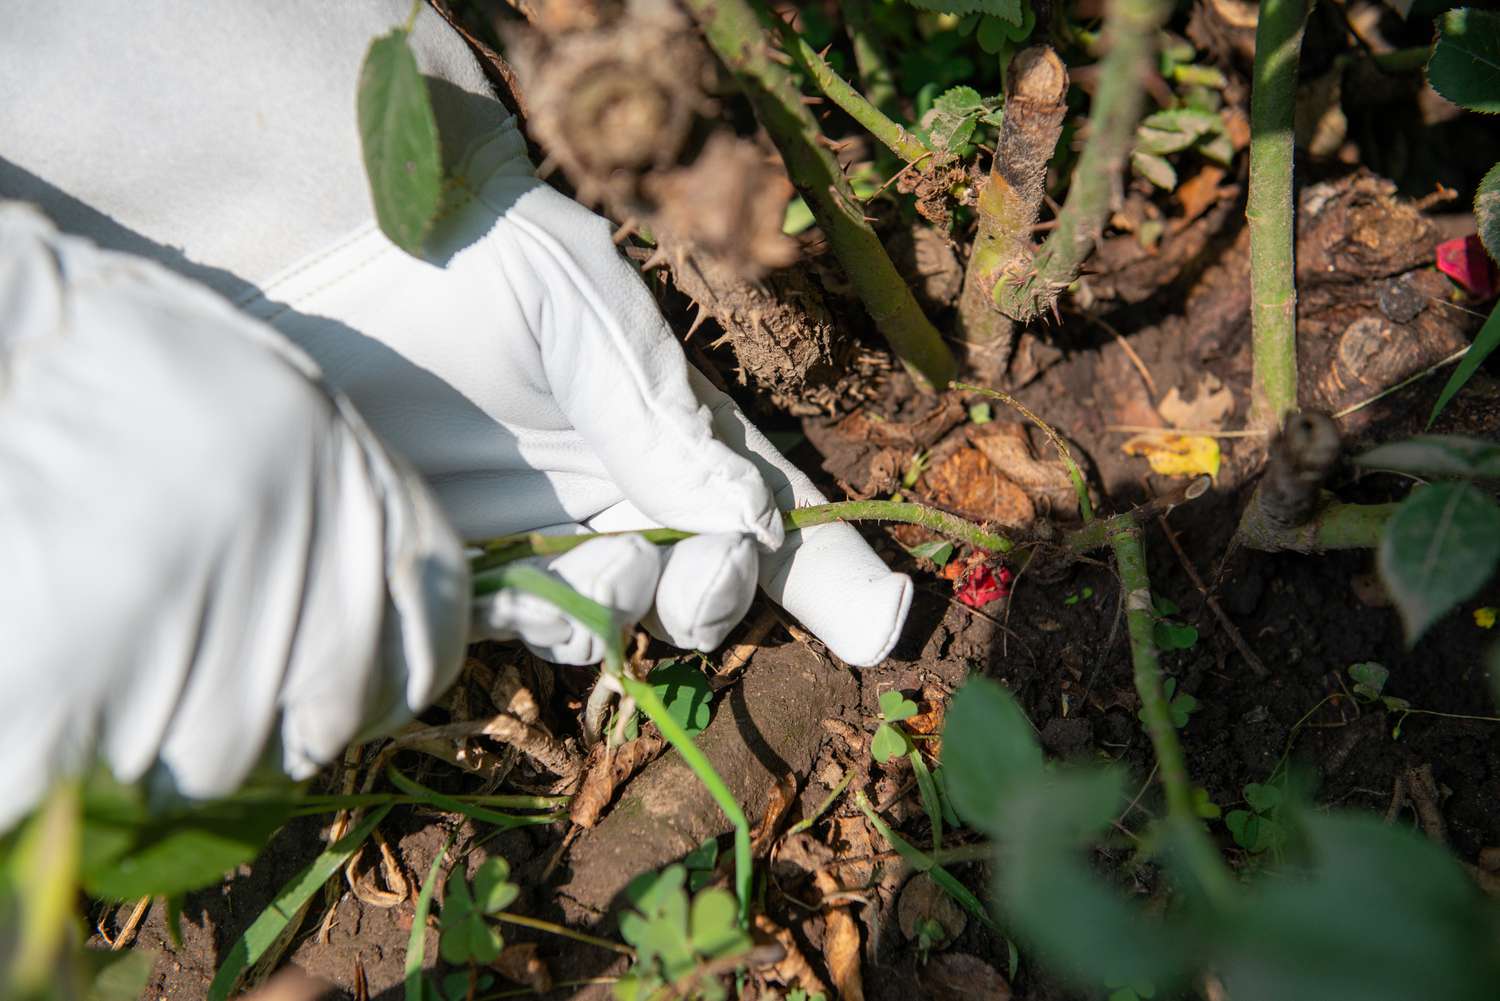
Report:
1436,235,1498,300
955,564,1013,608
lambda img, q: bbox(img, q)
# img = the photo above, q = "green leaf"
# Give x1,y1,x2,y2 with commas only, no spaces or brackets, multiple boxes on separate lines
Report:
387,766,546,830
684,838,719,893
1242,783,1282,814
209,806,392,1001
688,888,749,958
1132,152,1178,191
942,678,1042,832
1428,305,1500,427
1378,483,1500,643
649,659,714,739
1478,161,1500,260
1218,812,1500,1000
871,722,911,763
902,0,1024,25
472,857,519,914
82,775,292,901
1136,109,1221,155
969,402,993,424
999,769,1196,990
6,782,80,996
909,539,956,566
1359,434,1500,479
1153,621,1199,651
83,948,156,1001
879,689,921,723
934,85,985,116
358,29,443,256
1349,662,1390,699
782,195,815,236
1427,8,1500,115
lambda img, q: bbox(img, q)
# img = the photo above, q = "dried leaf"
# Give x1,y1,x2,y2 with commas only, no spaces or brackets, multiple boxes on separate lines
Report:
752,914,829,998
1122,433,1221,478
1157,374,1234,430
570,733,664,828
813,870,865,1001
924,447,1036,528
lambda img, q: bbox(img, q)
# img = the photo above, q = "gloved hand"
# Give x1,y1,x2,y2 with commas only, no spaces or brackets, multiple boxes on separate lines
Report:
0,0,914,672
0,204,469,834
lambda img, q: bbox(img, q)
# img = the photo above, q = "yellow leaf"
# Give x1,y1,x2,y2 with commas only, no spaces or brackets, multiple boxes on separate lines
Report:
1122,433,1221,479
1476,606,1497,629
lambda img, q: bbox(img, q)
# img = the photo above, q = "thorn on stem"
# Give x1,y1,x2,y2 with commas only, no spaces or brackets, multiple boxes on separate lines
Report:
611,218,639,244
641,248,670,272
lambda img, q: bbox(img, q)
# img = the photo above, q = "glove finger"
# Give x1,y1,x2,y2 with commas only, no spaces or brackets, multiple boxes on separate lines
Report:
473,534,663,665
686,368,913,667
584,503,757,652
510,188,782,548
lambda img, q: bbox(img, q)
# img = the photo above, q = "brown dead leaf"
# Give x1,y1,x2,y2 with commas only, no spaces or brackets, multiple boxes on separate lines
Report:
966,423,1080,517
897,872,966,947
494,942,552,993
1174,165,1227,231
814,870,865,1001
570,733,665,828
923,447,1036,529
753,914,829,998
344,830,408,909
751,772,800,857
1157,374,1234,430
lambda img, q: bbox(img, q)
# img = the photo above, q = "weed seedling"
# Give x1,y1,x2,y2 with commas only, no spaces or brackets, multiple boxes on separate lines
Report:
438,857,520,966
615,864,751,1001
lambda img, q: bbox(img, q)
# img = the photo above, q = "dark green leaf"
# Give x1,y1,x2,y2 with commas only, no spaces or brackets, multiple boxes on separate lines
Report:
82,776,292,901
1478,161,1500,260
1378,483,1500,642
1358,434,1500,479
942,679,1043,832
871,722,911,763
933,85,985,116
1218,812,1500,1001
1153,621,1199,651
82,948,156,1001
1427,8,1500,115
1242,783,1282,814
1000,769,1196,990
688,888,750,959
358,29,443,256
903,0,1024,25
649,659,714,739
1428,306,1500,428
1349,662,1389,698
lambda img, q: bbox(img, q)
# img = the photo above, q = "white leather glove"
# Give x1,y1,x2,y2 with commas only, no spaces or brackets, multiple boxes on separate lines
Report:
0,204,469,834
1,0,913,672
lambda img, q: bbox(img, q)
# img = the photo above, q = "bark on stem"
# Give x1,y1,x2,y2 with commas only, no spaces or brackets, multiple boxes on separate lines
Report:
681,0,957,390
957,48,1070,365
1247,0,1309,429
993,0,1171,322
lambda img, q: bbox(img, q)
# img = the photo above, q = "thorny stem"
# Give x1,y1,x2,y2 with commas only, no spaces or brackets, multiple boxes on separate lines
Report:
1247,0,1309,429
994,0,1172,322
958,48,1069,358
843,0,899,114
468,500,1013,577
1110,525,1238,909
782,28,932,165
681,0,958,391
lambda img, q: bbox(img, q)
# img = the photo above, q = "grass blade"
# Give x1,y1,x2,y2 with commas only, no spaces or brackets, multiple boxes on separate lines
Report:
208,805,392,1001
386,767,563,829
406,832,454,1001
1429,304,1500,427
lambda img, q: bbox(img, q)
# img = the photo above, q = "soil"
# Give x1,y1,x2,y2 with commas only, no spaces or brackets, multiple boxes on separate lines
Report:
92,5,1500,1001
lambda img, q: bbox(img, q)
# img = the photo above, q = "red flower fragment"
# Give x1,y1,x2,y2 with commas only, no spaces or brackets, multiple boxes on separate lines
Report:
1436,235,1498,301
954,562,1013,608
